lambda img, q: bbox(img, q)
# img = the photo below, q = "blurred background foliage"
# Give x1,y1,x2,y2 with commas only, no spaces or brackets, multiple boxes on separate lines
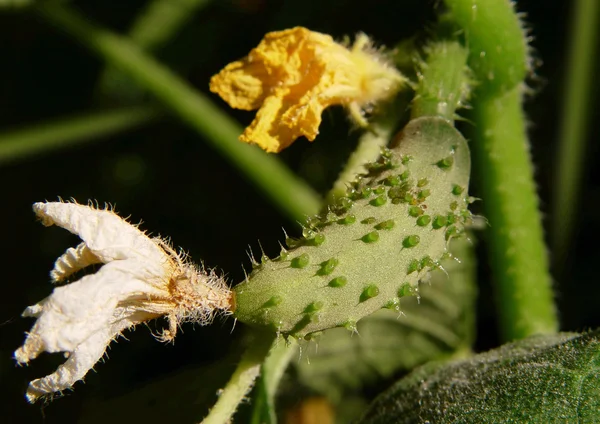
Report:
0,0,598,422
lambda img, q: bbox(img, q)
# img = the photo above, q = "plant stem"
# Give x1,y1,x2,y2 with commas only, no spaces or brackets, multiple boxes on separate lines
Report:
411,40,470,121
96,0,213,99
37,3,321,222
552,0,599,271
0,106,160,165
444,0,529,95
250,338,298,424
444,0,558,340
472,88,558,340
201,331,276,424
128,0,212,51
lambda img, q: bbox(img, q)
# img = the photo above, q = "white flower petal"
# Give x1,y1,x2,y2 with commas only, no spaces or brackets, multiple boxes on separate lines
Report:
24,325,114,403
33,202,167,266
18,200,232,402
24,310,153,403
15,261,166,364
51,242,101,283
22,302,45,318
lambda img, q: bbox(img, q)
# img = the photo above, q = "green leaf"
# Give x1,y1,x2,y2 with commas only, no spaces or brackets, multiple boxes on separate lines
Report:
359,331,600,423
293,236,476,402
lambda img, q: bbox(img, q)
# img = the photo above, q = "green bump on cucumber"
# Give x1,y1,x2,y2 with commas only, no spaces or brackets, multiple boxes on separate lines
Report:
233,117,472,337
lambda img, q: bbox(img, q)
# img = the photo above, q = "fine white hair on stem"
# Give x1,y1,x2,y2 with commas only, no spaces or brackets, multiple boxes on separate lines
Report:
16,200,232,403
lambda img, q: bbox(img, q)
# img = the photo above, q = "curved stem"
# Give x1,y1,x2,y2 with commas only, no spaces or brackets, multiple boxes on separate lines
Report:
250,338,298,424
201,331,276,424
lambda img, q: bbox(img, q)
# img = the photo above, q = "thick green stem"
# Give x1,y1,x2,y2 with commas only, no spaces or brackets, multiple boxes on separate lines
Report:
445,0,558,340
472,88,558,340
201,331,276,424
444,0,529,95
250,339,298,424
411,40,470,121
552,0,599,270
0,106,160,164
38,3,321,222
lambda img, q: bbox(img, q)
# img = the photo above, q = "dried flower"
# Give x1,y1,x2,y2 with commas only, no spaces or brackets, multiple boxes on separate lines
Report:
15,201,232,403
210,27,406,153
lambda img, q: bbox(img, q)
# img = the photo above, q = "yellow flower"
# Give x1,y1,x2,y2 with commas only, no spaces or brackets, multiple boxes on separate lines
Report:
210,27,406,153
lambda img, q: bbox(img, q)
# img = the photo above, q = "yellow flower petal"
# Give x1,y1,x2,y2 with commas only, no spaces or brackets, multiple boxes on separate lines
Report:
210,27,405,153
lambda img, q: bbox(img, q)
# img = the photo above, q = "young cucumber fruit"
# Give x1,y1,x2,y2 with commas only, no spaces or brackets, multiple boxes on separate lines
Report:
233,117,471,338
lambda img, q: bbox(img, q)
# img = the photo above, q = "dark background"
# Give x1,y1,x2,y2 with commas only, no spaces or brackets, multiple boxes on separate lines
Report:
1,0,597,422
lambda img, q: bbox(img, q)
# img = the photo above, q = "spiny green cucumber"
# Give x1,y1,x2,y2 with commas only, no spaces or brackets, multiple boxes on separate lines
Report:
233,117,472,338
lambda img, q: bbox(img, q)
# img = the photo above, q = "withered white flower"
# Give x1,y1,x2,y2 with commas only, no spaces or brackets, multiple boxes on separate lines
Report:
15,201,232,403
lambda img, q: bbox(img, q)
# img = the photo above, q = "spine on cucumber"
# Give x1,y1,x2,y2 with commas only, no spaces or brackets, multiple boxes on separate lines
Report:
233,117,472,338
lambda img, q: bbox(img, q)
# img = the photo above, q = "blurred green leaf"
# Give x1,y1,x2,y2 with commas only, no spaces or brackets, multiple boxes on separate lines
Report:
293,236,477,402
0,106,160,165
359,331,600,423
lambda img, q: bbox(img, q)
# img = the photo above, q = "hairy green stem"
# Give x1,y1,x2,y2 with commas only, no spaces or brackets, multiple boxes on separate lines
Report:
38,3,321,222
444,0,529,95
201,331,276,424
0,106,160,164
411,40,470,121
552,0,599,271
472,88,558,340
445,0,558,340
250,339,298,424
